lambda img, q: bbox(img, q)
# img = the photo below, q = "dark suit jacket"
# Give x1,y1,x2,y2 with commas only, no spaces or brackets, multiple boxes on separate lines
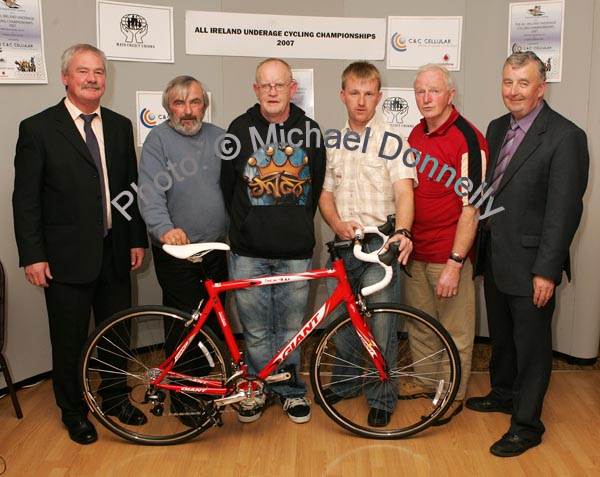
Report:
478,101,589,296
13,100,147,283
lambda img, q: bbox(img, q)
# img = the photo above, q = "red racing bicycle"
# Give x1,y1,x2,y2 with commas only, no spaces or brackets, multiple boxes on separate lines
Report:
80,216,460,445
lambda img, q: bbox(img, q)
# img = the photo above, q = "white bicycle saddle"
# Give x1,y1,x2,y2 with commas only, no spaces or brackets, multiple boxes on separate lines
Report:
162,242,230,260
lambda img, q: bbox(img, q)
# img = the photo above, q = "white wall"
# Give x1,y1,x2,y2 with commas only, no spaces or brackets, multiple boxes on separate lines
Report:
2,0,598,388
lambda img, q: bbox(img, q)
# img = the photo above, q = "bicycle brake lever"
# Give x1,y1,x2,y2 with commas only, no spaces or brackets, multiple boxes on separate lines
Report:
377,214,396,236
378,242,412,277
378,241,399,266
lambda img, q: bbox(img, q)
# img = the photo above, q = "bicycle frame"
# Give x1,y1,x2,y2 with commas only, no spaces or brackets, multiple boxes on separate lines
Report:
152,257,390,397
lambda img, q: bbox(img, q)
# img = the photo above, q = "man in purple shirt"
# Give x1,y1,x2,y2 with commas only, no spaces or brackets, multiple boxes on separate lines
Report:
467,51,589,457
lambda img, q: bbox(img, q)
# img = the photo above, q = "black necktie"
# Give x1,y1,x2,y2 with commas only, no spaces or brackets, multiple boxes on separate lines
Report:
81,113,108,237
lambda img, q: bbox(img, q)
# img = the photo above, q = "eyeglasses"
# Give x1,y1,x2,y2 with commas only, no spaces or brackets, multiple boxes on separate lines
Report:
257,82,292,93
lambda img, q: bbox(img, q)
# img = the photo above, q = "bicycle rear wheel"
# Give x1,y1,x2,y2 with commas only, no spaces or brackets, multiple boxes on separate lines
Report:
80,305,231,445
311,304,460,439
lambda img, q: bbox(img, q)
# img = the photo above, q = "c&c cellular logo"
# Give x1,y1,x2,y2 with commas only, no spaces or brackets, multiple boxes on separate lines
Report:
390,32,407,52
139,108,157,129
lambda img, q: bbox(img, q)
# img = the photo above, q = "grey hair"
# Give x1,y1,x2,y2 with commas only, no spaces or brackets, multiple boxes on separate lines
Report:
504,51,547,82
255,58,293,84
162,76,209,114
61,44,107,75
415,64,455,90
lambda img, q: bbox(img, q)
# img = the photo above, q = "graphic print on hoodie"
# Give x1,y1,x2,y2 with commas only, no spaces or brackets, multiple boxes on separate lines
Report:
222,103,326,259
244,144,311,207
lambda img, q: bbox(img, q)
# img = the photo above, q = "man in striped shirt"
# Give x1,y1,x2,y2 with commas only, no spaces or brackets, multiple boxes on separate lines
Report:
319,61,416,427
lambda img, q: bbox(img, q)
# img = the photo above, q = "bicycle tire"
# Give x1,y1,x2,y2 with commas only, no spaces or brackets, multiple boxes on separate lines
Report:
80,305,232,445
310,303,461,439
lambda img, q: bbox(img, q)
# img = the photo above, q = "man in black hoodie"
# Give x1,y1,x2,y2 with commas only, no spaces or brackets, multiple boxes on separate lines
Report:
221,58,326,424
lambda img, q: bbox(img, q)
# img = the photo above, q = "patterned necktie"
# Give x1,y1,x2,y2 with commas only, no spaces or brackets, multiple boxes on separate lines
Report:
490,124,519,192
81,113,108,237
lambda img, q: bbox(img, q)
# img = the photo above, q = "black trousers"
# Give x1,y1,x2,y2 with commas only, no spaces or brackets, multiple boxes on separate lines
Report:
151,245,228,390
44,233,131,425
484,242,555,439
151,244,228,333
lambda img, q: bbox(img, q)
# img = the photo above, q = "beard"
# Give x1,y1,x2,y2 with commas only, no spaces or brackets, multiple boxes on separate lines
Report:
170,114,202,136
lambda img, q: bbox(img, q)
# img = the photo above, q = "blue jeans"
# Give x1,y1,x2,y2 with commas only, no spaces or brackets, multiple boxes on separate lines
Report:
326,236,400,412
230,253,311,398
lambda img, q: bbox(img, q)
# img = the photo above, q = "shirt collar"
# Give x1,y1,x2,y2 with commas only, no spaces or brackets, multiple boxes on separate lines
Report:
64,97,102,122
510,100,544,133
420,106,459,136
343,114,381,134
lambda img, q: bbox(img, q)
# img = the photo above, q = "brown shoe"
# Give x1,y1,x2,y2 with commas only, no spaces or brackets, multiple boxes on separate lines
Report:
399,380,434,399
432,400,463,426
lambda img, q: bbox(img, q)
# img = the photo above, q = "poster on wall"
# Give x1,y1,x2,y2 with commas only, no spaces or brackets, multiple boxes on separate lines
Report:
97,1,174,63
186,11,385,60
136,91,212,147
291,69,314,118
0,0,47,84
386,16,462,71
508,1,564,82
377,88,421,137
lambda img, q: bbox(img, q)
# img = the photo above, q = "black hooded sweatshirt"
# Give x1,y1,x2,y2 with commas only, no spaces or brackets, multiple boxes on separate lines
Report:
221,103,326,259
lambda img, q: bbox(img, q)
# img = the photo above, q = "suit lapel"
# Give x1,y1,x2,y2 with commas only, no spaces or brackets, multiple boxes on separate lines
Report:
54,100,96,167
495,103,549,195
487,115,511,184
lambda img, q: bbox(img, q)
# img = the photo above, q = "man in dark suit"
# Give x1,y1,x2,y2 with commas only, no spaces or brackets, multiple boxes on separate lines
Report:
12,44,148,444
466,52,589,457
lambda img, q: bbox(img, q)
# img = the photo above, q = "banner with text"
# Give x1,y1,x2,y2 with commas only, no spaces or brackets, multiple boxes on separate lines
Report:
185,11,386,60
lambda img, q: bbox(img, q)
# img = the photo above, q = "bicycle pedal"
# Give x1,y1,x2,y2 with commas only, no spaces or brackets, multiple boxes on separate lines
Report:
213,391,246,407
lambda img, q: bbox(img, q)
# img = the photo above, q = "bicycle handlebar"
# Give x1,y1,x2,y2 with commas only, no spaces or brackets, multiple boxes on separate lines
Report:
349,216,400,297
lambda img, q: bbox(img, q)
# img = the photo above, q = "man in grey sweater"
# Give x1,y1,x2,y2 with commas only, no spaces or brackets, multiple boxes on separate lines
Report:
138,75,228,318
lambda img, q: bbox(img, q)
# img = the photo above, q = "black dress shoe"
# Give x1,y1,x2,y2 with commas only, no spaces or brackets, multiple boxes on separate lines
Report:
103,402,148,425
490,432,541,457
368,407,392,427
465,394,512,414
66,418,98,445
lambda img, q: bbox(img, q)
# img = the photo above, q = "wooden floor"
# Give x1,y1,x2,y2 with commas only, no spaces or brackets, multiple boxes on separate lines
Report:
1,371,599,477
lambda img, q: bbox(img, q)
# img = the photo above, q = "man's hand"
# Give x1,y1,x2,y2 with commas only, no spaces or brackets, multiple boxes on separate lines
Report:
333,220,363,240
533,275,555,308
130,248,145,271
24,262,52,287
387,234,413,266
160,228,190,246
436,260,462,298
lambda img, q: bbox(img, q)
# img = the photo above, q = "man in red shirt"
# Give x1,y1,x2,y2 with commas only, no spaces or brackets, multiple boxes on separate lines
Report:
404,64,488,424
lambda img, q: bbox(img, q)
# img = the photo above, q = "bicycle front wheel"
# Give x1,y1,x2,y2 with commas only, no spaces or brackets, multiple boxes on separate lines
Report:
311,304,461,439
80,305,231,445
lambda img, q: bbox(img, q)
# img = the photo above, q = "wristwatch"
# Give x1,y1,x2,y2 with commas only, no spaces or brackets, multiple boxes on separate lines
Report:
449,253,464,264
393,228,412,240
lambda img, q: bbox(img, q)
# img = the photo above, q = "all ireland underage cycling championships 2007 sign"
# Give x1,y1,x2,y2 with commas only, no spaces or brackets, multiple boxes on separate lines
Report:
185,11,386,60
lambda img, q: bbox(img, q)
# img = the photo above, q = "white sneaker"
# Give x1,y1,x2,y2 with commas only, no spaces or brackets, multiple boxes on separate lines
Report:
237,393,266,423
282,397,312,424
